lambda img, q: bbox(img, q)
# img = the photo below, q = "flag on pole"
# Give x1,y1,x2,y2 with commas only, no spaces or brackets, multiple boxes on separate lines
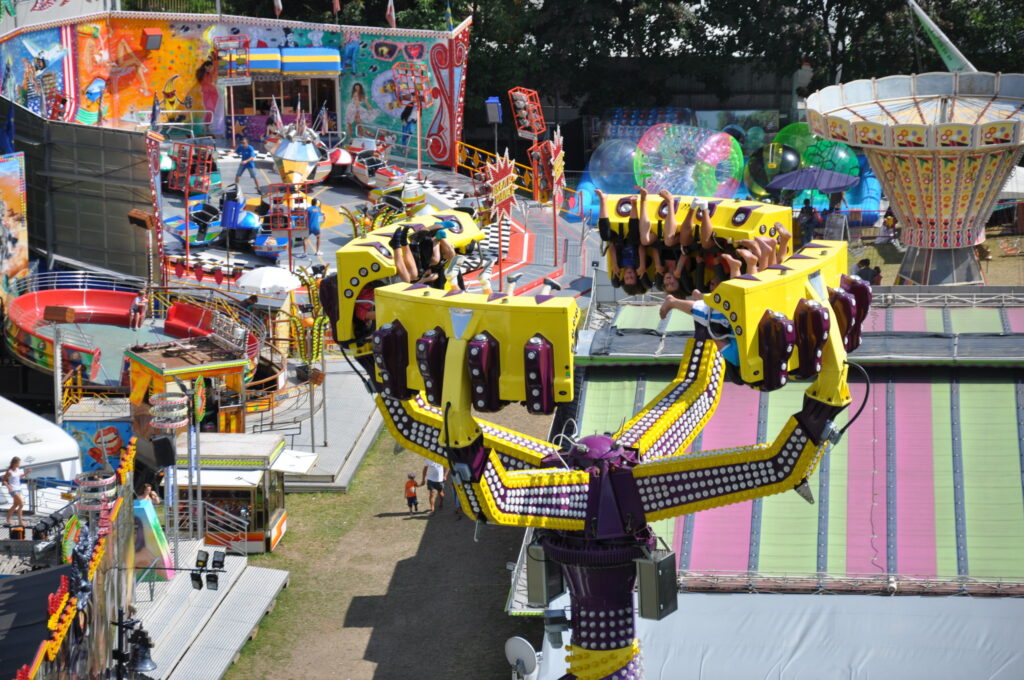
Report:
385,0,396,28
149,91,161,129
332,0,340,13
273,0,282,17
270,96,283,130
316,103,330,136
445,0,453,31
296,93,306,134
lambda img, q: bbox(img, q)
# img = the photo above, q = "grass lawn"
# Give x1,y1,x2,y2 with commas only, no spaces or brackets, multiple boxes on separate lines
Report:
849,234,1024,286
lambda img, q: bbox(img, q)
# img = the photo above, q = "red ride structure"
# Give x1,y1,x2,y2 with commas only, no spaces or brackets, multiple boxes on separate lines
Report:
507,87,545,141
213,35,251,148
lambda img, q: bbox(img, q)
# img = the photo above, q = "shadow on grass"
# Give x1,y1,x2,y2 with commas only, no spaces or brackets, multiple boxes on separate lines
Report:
869,240,907,265
348,495,534,679
374,511,431,519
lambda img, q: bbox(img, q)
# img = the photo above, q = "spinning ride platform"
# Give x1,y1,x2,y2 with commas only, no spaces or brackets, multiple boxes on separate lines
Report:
806,72,1024,285
568,294,1024,594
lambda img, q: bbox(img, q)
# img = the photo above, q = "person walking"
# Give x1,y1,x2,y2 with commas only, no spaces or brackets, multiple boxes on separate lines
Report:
3,457,30,526
422,460,446,514
404,472,421,515
234,136,261,193
305,198,324,256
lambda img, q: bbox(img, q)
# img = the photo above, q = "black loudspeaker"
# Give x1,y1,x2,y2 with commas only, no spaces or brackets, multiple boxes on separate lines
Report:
152,435,176,467
526,542,564,608
636,550,678,621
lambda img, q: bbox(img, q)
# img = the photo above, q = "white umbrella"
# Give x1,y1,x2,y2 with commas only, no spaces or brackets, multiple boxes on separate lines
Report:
236,266,302,294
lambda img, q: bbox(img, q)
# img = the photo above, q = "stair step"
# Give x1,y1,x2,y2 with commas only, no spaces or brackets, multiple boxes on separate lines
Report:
164,566,289,680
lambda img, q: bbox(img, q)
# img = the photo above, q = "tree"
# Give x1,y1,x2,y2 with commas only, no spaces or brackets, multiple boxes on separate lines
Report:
693,0,1024,94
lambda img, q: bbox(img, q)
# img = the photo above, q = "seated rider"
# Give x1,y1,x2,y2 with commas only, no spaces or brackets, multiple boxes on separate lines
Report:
643,188,695,296
388,220,458,287
659,291,739,366
596,189,654,296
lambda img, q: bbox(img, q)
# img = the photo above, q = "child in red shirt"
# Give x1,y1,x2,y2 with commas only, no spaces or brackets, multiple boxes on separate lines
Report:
405,472,421,514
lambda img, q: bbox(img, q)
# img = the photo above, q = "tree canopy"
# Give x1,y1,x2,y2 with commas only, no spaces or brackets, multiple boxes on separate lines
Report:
230,0,1024,106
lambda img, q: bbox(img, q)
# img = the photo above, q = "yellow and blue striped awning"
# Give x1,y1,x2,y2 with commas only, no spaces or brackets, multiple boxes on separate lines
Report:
249,48,282,73
280,48,341,75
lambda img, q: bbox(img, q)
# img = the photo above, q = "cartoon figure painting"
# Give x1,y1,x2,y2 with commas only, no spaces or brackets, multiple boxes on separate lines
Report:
340,30,360,75
66,420,132,471
0,153,27,307
345,81,374,137
74,77,107,125
3,28,67,116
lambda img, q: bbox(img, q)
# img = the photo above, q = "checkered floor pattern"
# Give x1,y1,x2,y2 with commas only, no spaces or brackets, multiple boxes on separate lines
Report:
218,149,275,162
457,217,513,274
403,177,466,205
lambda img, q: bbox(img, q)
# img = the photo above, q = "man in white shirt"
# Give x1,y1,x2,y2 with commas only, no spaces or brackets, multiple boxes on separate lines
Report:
421,460,447,515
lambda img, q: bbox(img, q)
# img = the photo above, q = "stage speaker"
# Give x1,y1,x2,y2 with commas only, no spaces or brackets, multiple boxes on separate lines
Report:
151,434,176,467
484,96,502,125
526,542,564,608
142,28,163,51
127,208,154,231
636,550,678,620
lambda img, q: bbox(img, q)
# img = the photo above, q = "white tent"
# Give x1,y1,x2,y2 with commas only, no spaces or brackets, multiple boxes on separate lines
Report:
536,592,1024,679
1000,166,1024,200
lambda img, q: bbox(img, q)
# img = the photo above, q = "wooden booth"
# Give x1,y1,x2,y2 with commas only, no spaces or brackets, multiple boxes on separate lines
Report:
174,432,316,553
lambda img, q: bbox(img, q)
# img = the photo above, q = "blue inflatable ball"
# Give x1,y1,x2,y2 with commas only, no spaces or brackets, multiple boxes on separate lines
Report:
237,210,260,229
588,139,639,194
722,124,746,146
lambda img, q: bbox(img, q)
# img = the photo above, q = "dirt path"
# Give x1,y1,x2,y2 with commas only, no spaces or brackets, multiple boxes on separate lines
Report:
227,417,548,679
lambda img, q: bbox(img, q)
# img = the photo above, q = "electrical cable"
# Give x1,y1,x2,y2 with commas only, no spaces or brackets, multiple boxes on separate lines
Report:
837,360,870,438
339,344,375,395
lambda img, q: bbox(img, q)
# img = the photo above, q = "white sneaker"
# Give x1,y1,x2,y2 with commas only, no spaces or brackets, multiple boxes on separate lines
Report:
693,199,708,211
444,254,465,280
315,251,324,256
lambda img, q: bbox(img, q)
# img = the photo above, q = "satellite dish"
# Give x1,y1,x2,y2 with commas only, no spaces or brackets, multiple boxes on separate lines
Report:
505,636,538,679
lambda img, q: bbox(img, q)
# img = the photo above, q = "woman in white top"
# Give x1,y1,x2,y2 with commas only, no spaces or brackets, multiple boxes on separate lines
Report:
4,456,30,526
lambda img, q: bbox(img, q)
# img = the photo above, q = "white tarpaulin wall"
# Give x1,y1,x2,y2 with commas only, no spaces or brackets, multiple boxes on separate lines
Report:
1001,166,1024,199
538,592,1024,679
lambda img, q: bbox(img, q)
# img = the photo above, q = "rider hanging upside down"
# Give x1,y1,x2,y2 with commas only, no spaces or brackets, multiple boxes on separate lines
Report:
388,220,459,286
596,189,657,296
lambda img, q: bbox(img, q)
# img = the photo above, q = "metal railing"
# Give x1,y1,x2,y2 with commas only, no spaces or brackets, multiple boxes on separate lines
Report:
455,140,535,193
148,286,270,351
869,286,1024,307
7,270,143,299
25,480,77,518
199,500,251,555
677,569,1024,596
61,366,130,414
174,500,250,554
121,0,218,13
454,140,583,217
353,122,418,162
246,371,324,432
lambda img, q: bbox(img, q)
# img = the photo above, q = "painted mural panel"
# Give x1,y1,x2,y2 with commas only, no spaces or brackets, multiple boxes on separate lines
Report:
64,419,133,471
0,151,27,307
75,18,221,131
1,16,468,164
0,25,68,117
134,499,174,581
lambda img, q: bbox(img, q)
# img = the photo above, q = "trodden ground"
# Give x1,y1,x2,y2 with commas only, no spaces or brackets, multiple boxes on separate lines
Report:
226,406,553,680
